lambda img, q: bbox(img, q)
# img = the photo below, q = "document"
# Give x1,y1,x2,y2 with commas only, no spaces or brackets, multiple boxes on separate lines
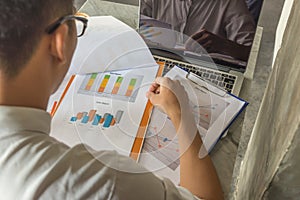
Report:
138,66,248,184
69,16,156,74
50,67,159,156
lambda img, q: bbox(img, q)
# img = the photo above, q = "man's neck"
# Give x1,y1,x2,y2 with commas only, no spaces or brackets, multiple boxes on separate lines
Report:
0,68,50,110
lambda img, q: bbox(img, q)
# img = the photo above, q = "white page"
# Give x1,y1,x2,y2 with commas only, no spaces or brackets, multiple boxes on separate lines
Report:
69,16,156,74
47,73,72,113
50,66,158,157
138,66,247,184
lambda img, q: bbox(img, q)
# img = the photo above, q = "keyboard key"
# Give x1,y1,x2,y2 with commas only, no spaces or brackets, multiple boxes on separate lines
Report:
196,71,202,77
224,78,235,85
212,80,218,85
217,76,224,81
229,75,236,80
226,84,233,90
210,74,217,80
218,82,225,88
203,73,209,78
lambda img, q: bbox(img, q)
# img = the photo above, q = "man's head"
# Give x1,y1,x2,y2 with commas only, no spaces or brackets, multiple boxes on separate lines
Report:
0,0,75,78
0,0,82,109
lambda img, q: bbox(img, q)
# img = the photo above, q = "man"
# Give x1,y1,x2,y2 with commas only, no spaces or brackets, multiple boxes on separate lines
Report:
0,0,223,199
141,0,256,61
245,0,264,24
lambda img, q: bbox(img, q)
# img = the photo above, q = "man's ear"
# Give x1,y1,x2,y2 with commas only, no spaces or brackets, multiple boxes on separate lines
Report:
49,23,69,65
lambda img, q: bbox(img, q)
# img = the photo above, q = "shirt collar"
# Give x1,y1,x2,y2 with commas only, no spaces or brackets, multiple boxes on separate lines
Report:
0,106,51,135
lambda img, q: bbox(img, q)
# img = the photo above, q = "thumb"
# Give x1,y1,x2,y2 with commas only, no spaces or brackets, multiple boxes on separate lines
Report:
146,91,160,105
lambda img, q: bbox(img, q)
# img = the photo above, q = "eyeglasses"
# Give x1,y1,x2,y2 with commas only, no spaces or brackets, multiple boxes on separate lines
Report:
45,14,88,37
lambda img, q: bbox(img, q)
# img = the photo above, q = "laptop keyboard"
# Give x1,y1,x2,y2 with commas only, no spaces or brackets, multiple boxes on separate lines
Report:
154,56,236,93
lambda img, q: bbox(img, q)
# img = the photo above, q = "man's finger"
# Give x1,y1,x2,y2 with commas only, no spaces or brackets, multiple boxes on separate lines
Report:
186,29,206,47
146,91,160,105
191,29,206,40
149,82,159,92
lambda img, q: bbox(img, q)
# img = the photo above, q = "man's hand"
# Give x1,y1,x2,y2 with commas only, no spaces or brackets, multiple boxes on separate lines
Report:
185,29,251,61
146,77,189,122
185,29,225,54
146,77,224,200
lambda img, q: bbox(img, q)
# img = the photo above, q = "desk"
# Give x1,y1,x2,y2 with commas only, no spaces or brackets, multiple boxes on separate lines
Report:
74,0,283,198
76,0,139,29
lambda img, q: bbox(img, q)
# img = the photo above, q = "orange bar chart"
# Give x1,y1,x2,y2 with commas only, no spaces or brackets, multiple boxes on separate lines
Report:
85,73,97,91
125,78,137,97
76,112,83,120
98,75,110,93
88,110,97,122
111,77,123,94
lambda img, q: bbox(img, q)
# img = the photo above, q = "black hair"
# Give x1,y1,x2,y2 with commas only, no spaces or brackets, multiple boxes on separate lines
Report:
0,0,74,77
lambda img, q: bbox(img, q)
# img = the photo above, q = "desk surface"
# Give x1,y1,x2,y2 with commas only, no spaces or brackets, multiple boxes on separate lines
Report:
74,0,282,198
77,0,139,29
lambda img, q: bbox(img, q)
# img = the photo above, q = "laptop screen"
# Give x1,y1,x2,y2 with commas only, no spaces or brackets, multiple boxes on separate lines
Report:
139,0,263,69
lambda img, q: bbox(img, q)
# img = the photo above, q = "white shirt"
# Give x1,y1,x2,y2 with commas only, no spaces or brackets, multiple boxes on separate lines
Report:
141,0,256,46
0,106,198,200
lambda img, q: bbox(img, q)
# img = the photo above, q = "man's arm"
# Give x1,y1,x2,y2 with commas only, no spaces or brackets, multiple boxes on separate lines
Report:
140,0,153,17
146,77,224,200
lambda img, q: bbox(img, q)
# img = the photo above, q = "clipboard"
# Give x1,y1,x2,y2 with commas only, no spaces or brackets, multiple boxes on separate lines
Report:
186,72,227,97
149,66,248,152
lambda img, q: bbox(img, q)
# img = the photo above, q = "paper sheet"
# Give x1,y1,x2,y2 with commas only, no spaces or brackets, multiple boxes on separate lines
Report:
50,66,159,157
69,16,156,74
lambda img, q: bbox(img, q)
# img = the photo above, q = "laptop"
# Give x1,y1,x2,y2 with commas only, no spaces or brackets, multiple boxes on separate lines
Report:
137,1,263,96
79,0,262,96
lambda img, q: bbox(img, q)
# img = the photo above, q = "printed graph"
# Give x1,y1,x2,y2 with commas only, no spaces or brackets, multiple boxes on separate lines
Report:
143,109,180,171
178,77,230,131
78,72,144,103
70,109,124,128
192,103,219,130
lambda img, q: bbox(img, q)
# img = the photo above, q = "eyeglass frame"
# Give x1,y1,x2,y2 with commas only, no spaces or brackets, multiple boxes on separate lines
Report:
45,15,88,37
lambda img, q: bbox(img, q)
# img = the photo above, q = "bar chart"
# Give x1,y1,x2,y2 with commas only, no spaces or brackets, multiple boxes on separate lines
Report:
78,72,144,103
70,109,124,128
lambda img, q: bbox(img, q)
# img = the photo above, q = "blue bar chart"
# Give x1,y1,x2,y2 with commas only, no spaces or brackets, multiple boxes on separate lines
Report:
70,110,124,128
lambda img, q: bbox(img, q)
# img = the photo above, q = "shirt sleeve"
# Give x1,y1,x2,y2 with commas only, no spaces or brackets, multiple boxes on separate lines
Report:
224,0,256,46
140,0,153,17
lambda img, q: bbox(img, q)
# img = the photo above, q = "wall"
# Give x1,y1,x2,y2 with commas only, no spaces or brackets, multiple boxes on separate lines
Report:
264,127,300,199
273,0,294,66
233,0,300,199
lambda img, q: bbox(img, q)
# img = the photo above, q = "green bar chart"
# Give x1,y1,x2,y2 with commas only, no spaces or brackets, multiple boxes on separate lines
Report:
78,72,143,102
